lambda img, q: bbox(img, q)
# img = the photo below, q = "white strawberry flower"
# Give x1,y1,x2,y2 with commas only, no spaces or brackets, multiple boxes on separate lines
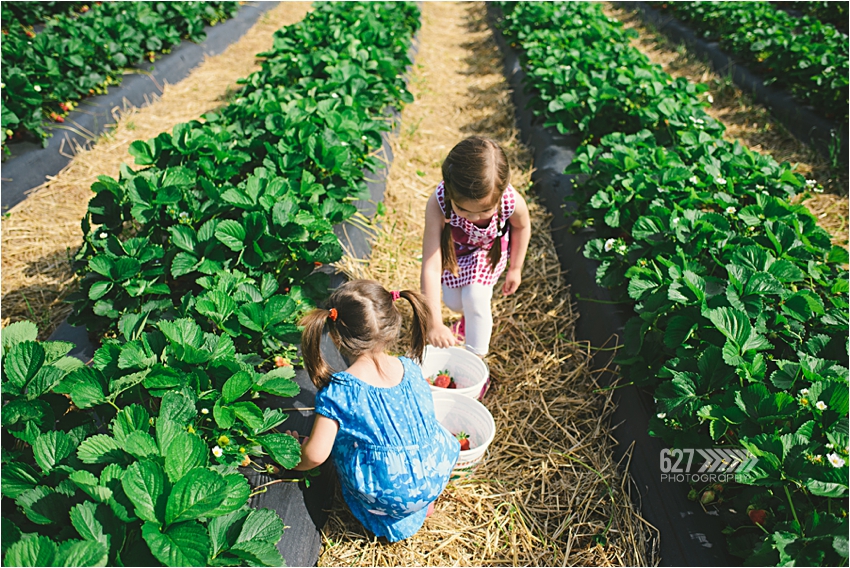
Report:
212,445,223,457
33,85,41,92
604,238,616,252
806,179,818,188
828,453,845,468
689,175,699,184
800,388,809,396
201,408,209,415
825,442,834,449
99,232,108,239
707,94,714,103
331,93,339,99
716,177,727,185
816,400,827,411
725,206,736,215
657,413,666,419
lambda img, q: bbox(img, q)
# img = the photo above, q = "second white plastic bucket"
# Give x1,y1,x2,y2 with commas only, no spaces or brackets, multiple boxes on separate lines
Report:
421,345,489,399
431,389,496,479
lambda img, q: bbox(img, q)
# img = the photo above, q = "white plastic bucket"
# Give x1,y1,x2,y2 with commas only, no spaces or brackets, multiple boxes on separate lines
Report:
431,389,496,479
421,345,489,400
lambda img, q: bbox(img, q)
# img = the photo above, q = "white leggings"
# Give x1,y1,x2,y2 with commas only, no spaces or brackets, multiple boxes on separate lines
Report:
442,282,494,356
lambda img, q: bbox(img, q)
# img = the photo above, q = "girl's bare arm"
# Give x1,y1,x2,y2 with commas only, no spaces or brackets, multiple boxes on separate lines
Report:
503,192,531,295
291,414,339,471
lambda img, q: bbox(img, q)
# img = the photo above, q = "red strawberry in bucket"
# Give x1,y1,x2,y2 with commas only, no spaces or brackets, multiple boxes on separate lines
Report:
432,369,452,389
455,431,470,451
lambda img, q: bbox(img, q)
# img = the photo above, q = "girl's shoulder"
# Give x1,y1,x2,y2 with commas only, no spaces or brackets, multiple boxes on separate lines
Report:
398,355,420,374
434,181,447,212
501,184,518,216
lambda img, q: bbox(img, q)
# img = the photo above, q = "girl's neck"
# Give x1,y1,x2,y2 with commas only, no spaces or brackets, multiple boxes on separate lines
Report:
346,351,403,388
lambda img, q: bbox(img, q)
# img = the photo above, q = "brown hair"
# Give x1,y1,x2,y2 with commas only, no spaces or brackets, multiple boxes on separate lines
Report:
440,136,511,275
300,280,431,389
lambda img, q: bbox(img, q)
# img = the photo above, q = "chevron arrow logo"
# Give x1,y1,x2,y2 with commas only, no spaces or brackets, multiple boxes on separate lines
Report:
696,448,757,473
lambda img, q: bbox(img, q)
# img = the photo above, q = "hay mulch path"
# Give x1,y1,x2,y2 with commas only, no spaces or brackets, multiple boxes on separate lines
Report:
322,3,657,566
604,4,849,250
0,2,312,338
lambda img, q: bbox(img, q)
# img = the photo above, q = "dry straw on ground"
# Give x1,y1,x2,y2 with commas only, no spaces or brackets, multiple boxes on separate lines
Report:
322,3,657,566
1,3,312,337
605,4,849,250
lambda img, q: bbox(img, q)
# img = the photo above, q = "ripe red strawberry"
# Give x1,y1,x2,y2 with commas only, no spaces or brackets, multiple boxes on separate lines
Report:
447,380,457,389
432,369,451,388
748,508,767,526
455,431,470,451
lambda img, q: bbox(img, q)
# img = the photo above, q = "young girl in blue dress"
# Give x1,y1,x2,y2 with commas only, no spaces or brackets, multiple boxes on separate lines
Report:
290,279,460,541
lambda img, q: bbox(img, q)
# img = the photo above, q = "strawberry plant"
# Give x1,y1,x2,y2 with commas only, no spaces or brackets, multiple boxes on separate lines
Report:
497,3,849,565
1,321,300,566
783,1,847,32
3,4,421,565
68,2,421,361
1,2,89,29
1,1,239,149
650,1,849,122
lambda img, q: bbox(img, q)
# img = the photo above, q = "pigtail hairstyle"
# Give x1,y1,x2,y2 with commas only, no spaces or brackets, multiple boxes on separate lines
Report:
397,289,431,364
440,136,511,275
299,280,434,388
300,308,336,389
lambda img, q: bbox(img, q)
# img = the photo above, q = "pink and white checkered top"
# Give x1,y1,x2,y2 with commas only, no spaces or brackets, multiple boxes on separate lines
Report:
435,180,517,288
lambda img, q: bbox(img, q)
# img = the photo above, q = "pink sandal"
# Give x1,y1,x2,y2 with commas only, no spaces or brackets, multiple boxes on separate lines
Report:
450,317,465,343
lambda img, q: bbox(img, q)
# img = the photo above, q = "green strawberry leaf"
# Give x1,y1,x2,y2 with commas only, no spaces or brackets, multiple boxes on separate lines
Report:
222,371,253,404
142,520,210,567
4,535,58,567
164,432,208,483
237,508,284,544
164,468,227,526
33,430,75,473
257,433,301,470
122,460,170,524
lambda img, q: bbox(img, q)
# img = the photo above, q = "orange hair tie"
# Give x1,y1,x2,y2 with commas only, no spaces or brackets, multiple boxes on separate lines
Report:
328,308,338,322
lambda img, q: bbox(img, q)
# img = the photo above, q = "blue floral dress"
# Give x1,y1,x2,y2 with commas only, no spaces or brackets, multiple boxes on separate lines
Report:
314,356,459,541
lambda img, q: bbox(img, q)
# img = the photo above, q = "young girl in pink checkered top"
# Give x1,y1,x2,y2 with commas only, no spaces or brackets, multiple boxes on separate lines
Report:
420,136,531,357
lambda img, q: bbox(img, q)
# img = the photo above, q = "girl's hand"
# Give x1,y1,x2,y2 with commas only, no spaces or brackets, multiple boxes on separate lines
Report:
502,267,522,296
427,323,459,348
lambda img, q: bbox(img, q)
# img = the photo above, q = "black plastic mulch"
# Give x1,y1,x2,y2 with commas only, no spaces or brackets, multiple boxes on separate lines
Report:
1,1,279,212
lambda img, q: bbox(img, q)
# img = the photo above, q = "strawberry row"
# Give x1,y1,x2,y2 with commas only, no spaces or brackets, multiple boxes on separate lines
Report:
1,1,239,148
496,3,848,566
780,1,847,32
0,4,420,567
651,1,848,122
1,1,88,28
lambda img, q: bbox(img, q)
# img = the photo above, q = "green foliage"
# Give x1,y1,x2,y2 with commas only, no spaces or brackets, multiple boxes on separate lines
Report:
1,1,240,147
0,323,298,567
497,2,849,566
2,4,421,565
68,1,421,361
652,1,849,122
